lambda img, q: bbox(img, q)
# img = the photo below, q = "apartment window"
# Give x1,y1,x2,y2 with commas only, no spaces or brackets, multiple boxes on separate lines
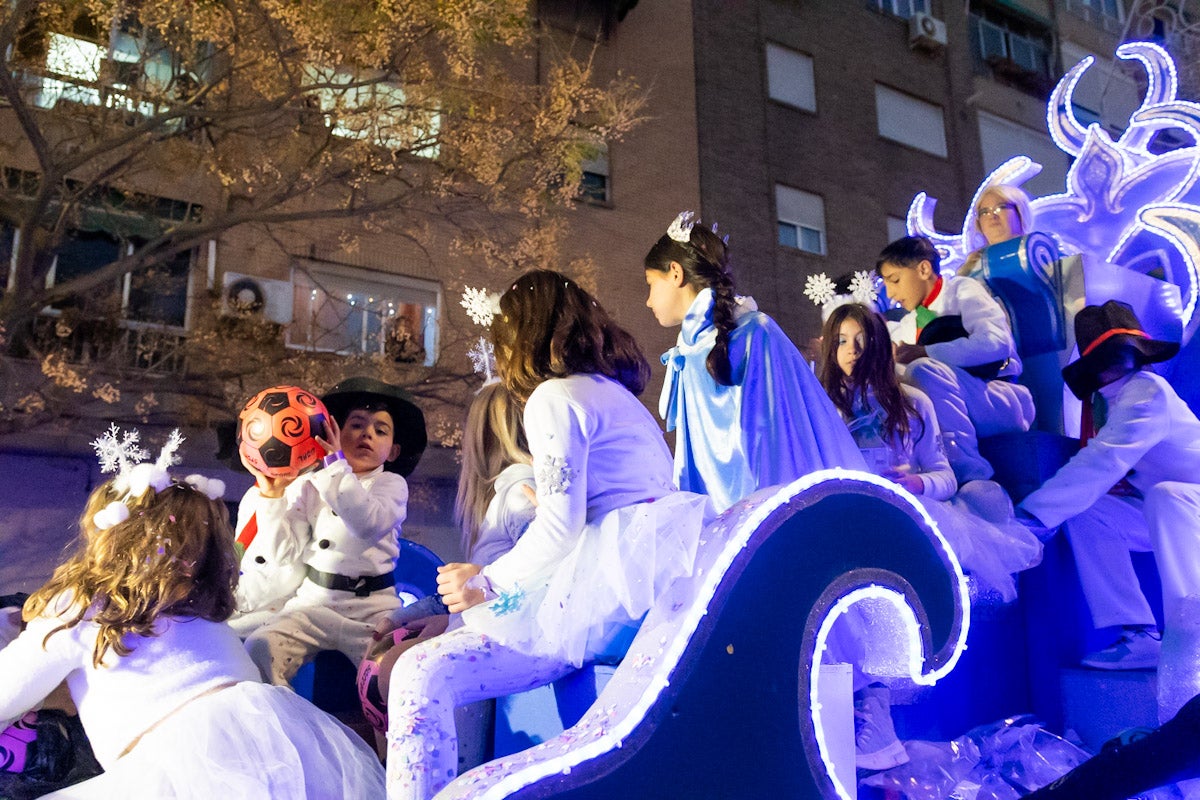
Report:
887,216,909,245
1060,42,1138,136
288,263,440,365
968,5,1052,95
871,0,930,18
26,16,210,120
47,230,192,327
126,248,191,327
977,111,1070,199
766,43,816,112
1064,0,1124,33
307,66,440,157
875,84,948,157
578,144,610,204
776,185,826,255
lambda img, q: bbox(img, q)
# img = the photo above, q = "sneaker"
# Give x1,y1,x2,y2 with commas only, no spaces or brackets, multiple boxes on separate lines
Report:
1081,628,1161,670
854,687,910,772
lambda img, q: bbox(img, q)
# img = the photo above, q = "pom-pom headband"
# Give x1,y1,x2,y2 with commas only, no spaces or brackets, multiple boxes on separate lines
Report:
89,425,225,530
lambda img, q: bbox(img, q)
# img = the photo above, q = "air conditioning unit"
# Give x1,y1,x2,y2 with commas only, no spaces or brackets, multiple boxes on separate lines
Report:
909,12,947,51
221,272,294,325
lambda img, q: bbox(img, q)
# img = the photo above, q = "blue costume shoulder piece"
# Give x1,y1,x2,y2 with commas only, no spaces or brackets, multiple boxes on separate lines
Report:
660,289,864,512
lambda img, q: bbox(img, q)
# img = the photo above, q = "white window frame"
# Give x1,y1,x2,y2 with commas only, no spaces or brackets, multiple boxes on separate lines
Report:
307,65,440,157
875,84,948,158
775,184,826,256
287,261,441,366
765,43,816,112
871,0,930,19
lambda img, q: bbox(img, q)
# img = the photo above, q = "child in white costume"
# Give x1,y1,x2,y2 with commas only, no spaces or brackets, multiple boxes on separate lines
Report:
816,303,1041,772
819,303,1042,602
0,429,384,798
644,212,864,512
239,377,427,685
878,236,1035,484
384,271,709,800
359,381,534,735
1020,301,1200,678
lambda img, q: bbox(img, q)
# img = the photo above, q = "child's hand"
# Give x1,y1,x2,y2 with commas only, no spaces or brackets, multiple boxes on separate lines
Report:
520,484,538,507
893,343,928,365
437,563,485,612
892,473,925,495
316,416,342,458
243,460,295,499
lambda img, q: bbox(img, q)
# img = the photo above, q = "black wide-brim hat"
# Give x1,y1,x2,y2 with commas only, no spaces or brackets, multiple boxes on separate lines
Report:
1062,300,1179,400
322,377,427,476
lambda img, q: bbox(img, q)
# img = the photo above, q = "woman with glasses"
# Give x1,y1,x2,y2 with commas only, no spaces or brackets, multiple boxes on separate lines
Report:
961,184,1035,275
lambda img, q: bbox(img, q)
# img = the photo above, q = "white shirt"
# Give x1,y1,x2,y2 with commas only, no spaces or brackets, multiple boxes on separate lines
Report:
1021,371,1200,527
483,374,676,590
235,461,408,612
890,275,1023,378
469,462,536,567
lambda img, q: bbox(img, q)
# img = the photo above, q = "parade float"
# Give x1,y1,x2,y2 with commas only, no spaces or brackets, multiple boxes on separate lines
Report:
431,41,1200,800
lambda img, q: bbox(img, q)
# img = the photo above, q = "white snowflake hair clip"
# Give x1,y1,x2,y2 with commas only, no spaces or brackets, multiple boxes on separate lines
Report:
667,211,696,243
849,270,879,304
806,271,886,322
90,425,187,530
803,273,837,307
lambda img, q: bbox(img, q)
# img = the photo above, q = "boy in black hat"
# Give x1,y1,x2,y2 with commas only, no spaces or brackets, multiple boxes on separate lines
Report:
1020,301,1200,676
241,377,427,686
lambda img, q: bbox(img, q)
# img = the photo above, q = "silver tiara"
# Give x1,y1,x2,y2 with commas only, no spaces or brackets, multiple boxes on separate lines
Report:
667,211,696,243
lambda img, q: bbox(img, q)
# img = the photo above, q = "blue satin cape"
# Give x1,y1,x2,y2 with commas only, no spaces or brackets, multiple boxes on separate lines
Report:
659,289,866,512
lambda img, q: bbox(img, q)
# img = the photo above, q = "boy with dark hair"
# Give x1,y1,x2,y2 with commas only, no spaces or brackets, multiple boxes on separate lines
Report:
876,235,1035,483
239,377,427,685
1020,302,1200,675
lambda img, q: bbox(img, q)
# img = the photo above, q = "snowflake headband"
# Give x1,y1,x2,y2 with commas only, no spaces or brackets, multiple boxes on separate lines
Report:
460,285,501,382
804,271,880,317
666,211,729,245
90,425,226,530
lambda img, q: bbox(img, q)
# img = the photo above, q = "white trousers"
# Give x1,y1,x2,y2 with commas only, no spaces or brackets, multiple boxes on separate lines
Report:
1064,485,1200,630
902,358,1035,483
244,579,400,685
385,627,573,800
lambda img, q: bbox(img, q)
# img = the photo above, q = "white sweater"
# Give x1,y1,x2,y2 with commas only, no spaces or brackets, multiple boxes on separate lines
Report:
483,374,676,591
0,600,258,768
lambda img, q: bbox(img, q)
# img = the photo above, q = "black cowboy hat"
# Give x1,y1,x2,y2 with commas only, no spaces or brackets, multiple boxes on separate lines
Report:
322,377,427,476
1062,301,1179,400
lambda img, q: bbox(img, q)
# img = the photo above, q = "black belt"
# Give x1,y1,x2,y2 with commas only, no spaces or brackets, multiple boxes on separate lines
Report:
305,566,396,597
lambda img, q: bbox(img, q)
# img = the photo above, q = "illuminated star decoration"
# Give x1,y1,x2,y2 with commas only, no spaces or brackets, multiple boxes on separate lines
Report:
803,273,837,306
468,338,496,381
906,41,1200,339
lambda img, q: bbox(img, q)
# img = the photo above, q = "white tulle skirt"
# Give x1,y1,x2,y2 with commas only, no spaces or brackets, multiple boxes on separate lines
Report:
461,491,711,667
919,480,1043,603
44,682,384,799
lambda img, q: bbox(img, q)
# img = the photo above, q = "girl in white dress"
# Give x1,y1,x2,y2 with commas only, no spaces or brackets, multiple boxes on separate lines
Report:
818,303,1041,601
0,431,384,799
384,270,709,800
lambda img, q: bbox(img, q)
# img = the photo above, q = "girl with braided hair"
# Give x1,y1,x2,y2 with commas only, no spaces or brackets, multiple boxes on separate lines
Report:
644,211,863,512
